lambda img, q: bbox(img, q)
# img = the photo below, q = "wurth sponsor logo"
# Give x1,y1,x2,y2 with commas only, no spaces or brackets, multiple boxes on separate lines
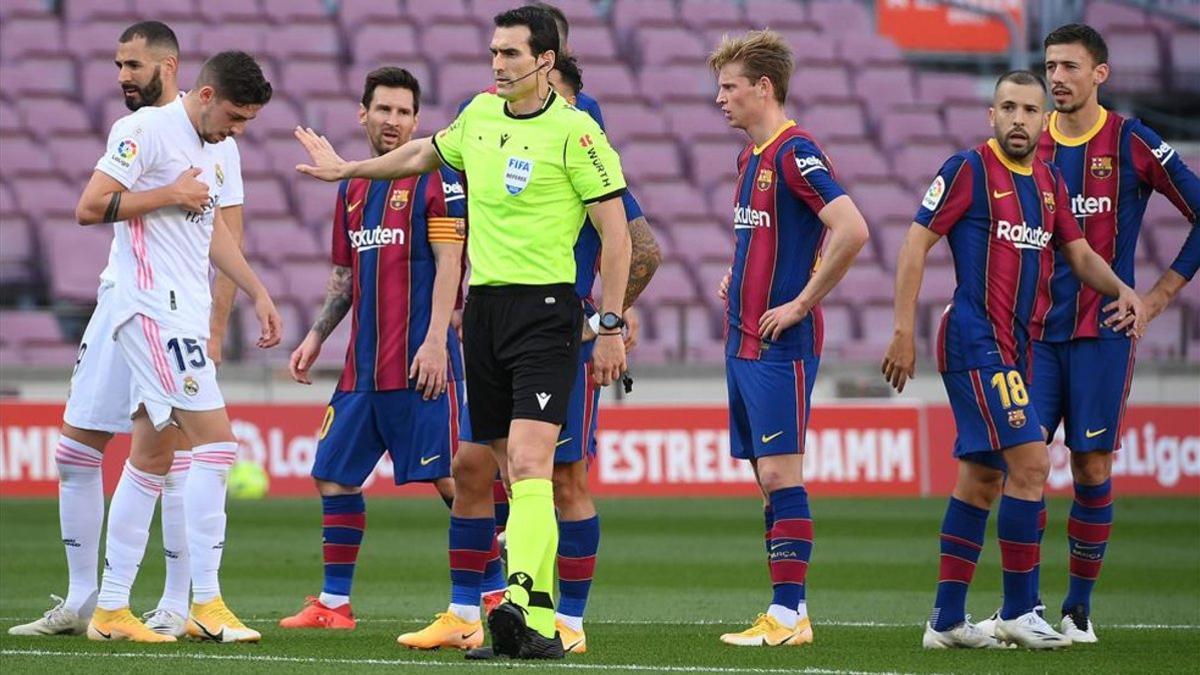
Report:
1070,194,1113,218
348,227,405,252
995,219,1052,250
734,205,772,230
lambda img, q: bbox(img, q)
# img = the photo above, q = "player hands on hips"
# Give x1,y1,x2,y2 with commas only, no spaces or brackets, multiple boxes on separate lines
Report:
880,69,1144,650
710,31,870,647
280,67,466,631
74,51,279,644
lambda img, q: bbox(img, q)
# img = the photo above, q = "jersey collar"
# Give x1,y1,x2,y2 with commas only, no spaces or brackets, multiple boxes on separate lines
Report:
504,90,557,120
753,120,796,155
1049,106,1108,147
986,138,1033,176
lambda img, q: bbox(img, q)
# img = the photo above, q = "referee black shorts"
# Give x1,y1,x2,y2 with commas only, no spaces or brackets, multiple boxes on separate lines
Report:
462,283,583,442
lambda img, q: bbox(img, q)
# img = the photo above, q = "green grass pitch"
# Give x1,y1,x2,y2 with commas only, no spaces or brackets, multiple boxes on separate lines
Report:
2,496,1197,673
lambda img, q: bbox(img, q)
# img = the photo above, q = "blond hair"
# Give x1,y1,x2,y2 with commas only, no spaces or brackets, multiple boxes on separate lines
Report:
707,29,794,104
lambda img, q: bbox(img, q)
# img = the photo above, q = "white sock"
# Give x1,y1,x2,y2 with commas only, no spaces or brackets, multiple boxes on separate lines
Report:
157,451,191,615
556,612,583,632
449,603,480,623
55,437,105,616
187,442,237,603
96,460,164,611
796,600,808,621
767,604,797,628
319,592,350,609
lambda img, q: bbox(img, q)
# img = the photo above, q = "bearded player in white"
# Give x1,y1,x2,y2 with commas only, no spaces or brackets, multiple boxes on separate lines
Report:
70,51,281,644
8,21,250,641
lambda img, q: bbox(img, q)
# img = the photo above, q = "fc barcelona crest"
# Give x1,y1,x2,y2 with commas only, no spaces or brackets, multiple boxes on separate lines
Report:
389,188,409,210
1007,408,1027,429
756,168,773,191
1090,156,1113,179
1042,191,1056,213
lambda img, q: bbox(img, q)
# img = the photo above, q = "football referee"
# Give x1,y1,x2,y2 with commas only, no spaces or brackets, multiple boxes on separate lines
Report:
294,6,630,660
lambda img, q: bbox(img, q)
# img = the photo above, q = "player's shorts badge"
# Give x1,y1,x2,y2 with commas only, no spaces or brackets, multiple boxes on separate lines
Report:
505,157,533,195
1007,408,1027,429
1090,156,1113,179
756,168,773,191
215,163,225,187
389,188,409,210
183,376,200,397
1042,191,1056,213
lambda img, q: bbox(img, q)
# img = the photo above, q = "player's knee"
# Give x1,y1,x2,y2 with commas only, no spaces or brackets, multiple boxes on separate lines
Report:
314,478,360,496
507,451,551,482
552,463,589,507
1070,451,1112,485
1007,455,1050,491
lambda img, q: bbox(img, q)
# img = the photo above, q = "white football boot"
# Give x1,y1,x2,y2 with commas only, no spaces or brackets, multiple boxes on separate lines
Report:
143,608,187,638
995,610,1072,649
922,618,1006,649
1060,605,1098,644
8,595,89,636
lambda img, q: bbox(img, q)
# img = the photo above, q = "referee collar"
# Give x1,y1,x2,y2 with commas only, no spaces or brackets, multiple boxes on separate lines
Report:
504,90,557,120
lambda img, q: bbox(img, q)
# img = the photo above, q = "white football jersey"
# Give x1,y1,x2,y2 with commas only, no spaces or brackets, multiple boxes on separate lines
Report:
94,98,225,338
97,110,243,291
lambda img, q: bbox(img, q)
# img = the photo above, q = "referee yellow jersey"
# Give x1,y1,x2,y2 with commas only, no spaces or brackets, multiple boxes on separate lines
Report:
432,90,627,286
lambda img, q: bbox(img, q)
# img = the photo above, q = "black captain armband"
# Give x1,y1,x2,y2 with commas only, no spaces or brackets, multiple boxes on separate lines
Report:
102,192,122,223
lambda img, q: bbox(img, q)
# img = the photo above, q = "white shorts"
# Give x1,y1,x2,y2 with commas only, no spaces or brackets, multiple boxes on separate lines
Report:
114,314,225,431
63,286,133,434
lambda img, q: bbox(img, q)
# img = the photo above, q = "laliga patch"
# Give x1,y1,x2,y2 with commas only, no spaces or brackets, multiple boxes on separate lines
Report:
183,376,200,397
505,157,533,195
756,168,773,191
111,138,138,167
1089,156,1113,179
389,188,409,210
1007,408,1027,429
922,175,945,211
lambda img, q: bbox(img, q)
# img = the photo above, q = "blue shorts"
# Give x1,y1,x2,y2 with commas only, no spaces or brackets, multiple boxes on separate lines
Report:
727,356,818,460
1032,338,1135,453
460,341,601,465
313,383,464,487
942,365,1044,471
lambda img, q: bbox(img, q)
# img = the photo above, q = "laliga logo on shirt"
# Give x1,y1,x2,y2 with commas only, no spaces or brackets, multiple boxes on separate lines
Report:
995,219,1052,250
349,227,406,251
733,205,772,230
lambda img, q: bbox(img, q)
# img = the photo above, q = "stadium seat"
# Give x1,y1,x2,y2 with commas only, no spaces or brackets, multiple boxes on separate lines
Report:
238,298,306,363
804,100,868,140
200,0,268,23
0,100,24,135
1084,1,1147,33
350,21,422,64
846,179,913,233
40,218,114,303
579,63,643,102
1140,305,1185,359
670,219,731,266
809,0,872,36
611,0,679,33
1105,27,1163,93
678,0,747,32
9,176,77,219
1,133,57,177
638,180,712,221
246,220,324,266
1,17,62,62
280,260,333,305
636,27,708,68
942,102,989,148
0,0,48,20
779,28,837,65
242,177,292,219
281,61,351,99
741,0,811,28
639,64,714,103
272,22,343,62
0,215,36,286
421,22,485,62
837,33,905,67
130,0,201,22
822,139,893,185
406,0,470,24
601,101,669,139
294,180,339,230
63,0,135,25
196,24,268,61
1168,30,1200,92
890,140,958,191
687,137,740,189
916,71,987,105
48,135,107,181
619,139,684,183
662,103,739,144
570,24,620,63
16,97,94,139
855,66,918,118
826,265,892,304
438,61,492,109
792,64,854,103
877,108,948,151
338,0,403,29
638,259,697,306
261,0,330,23
5,57,77,99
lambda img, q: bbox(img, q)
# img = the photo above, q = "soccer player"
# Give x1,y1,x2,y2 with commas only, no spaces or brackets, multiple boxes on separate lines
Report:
1029,24,1199,643
74,51,279,643
881,70,1144,649
400,46,660,656
8,21,246,639
295,7,631,659
278,66,466,631
707,30,870,647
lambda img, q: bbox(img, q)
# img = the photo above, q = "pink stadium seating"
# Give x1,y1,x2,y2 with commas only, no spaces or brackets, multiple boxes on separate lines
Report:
611,1,678,33
1,17,61,62
64,0,135,24
809,0,872,36
0,216,36,285
637,27,708,68
351,21,422,64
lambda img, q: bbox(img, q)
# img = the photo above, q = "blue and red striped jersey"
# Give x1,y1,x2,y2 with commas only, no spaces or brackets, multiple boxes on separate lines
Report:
331,166,467,391
1035,107,1200,342
726,121,846,361
917,139,1084,373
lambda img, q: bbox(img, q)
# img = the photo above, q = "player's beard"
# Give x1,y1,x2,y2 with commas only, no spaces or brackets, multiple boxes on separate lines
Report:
123,65,164,111
1054,98,1084,114
370,126,403,157
998,129,1037,160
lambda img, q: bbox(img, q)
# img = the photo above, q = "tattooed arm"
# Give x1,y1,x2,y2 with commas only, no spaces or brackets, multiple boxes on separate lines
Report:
288,265,352,384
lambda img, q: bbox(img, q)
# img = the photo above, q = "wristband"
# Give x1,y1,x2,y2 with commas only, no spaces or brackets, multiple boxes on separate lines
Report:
588,313,601,335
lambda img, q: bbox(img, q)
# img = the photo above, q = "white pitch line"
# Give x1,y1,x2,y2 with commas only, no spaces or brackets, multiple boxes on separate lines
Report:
2,617,1198,630
0,649,925,675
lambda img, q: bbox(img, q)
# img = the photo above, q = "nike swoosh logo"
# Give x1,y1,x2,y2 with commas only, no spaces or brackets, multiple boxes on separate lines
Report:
193,619,224,642
1085,428,1108,438
556,438,573,448
770,541,788,550
420,454,441,466
461,629,479,639
94,628,112,639
346,199,363,213
564,637,585,651
761,431,784,444
992,190,1013,199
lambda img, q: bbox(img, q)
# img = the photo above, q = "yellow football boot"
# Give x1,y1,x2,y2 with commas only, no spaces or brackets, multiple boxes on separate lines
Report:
555,618,587,654
187,597,261,643
397,611,484,650
87,607,176,643
720,614,813,646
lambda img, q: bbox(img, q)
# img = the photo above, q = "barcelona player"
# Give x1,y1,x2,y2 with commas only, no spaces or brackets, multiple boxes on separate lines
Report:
281,67,466,630
710,30,870,647
1025,24,1200,643
882,70,1145,649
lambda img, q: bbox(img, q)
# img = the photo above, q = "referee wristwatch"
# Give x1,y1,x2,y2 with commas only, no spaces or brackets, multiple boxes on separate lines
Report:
599,312,625,332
